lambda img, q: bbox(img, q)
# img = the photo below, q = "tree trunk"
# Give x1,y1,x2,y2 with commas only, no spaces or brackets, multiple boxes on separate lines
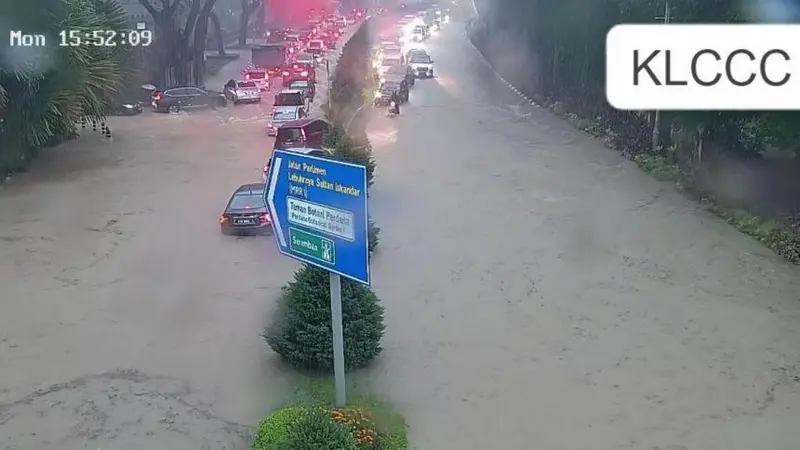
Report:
192,12,212,85
210,11,225,55
238,9,248,46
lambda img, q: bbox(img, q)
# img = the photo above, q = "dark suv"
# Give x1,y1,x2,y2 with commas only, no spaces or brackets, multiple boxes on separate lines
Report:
151,86,227,112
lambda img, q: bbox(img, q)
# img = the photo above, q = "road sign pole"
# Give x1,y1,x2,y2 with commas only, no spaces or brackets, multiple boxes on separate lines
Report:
330,272,346,407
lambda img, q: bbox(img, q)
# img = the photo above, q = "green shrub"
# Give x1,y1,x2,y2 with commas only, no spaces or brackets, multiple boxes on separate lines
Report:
285,407,357,450
252,406,305,450
368,218,380,253
263,265,385,372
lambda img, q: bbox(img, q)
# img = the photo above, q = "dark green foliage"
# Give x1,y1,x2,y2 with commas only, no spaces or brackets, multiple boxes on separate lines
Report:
284,408,358,450
368,218,380,253
264,265,385,372
326,19,375,129
324,124,376,187
1,0,131,178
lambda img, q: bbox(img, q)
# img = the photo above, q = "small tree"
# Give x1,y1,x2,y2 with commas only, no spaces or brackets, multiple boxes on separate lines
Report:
264,265,385,372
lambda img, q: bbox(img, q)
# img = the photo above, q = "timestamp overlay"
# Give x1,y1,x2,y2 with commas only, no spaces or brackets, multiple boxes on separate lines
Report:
8,30,47,47
5,29,153,48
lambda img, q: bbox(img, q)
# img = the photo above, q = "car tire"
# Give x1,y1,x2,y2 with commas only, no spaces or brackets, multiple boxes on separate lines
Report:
168,105,180,113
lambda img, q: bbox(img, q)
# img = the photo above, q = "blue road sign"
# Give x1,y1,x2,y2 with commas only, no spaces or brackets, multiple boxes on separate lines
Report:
265,149,370,285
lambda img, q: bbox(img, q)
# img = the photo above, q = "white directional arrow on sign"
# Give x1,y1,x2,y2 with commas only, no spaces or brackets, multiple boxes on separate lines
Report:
266,155,286,247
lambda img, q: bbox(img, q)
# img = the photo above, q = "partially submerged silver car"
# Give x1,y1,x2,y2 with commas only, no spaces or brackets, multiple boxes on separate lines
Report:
267,105,306,136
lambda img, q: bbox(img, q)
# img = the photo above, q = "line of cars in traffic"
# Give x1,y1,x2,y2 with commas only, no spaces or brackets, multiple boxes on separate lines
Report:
372,11,441,110
220,9,361,235
220,5,450,236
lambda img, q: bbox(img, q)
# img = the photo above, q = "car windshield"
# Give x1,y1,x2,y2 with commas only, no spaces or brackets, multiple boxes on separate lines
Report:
238,81,257,88
289,81,308,89
247,72,266,79
297,54,313,62
229,193,265,209
272,109,297,120
275,93,302,105
309,41,322,48
410,54,431,63
381,84,399,93
286,36,298,41
277,127,303,142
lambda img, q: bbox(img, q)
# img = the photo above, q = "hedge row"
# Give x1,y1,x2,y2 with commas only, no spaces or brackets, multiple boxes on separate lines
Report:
256,17,407,450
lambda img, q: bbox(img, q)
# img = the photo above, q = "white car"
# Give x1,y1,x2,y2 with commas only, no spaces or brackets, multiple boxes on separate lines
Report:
224,80,261,104
409,52,433,78
267,105,306,136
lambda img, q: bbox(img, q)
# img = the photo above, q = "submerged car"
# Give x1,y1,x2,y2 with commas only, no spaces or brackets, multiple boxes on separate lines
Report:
219,183,271,235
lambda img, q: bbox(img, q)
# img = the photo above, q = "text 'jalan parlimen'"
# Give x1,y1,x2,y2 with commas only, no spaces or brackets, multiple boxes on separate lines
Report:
287,160,361,196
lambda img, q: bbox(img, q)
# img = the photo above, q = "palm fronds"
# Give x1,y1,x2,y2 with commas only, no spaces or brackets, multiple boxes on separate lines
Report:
0,0,130,176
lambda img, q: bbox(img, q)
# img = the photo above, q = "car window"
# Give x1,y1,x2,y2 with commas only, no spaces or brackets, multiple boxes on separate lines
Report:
275,93,303,105
272,109,298,120
289,81,309,89
410,54,431,63
166,88,190,96
229,193,265,209
247,71,266,79
185,87,206,95
238,81,257,88
309,41,322,47
277,127,303,142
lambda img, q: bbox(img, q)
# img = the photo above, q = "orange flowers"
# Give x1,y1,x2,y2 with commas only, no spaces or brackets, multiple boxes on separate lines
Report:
328,407,380,448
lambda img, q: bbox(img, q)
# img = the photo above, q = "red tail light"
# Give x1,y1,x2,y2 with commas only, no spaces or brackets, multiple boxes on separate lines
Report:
282,71,290,76
152,91,164,101
245,74,250,79
300,71,308,77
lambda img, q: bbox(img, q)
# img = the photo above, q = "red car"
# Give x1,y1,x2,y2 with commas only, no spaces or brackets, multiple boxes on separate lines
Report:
282,62,315,86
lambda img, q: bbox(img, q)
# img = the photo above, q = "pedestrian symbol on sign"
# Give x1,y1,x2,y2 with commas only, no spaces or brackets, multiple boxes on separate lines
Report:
322,240,332,262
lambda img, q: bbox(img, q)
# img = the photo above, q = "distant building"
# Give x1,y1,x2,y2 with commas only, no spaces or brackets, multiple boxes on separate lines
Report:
118,0,155,28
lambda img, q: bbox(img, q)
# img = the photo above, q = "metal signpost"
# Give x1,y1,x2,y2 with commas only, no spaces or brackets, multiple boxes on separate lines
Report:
264,150,370,407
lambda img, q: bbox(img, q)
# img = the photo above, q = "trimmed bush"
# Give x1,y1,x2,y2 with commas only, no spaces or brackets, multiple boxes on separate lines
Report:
252,406,305,449
252,401,407,450
285,407,358,450
263,265,385,372
252,378,408,450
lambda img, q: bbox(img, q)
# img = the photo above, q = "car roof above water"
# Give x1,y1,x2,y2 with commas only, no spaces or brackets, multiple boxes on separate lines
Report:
236,183,266,194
